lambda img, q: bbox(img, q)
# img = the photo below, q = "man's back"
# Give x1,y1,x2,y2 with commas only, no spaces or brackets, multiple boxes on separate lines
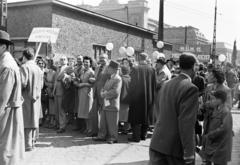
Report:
21,60,43,99
150,74,198,159
128,64,155,125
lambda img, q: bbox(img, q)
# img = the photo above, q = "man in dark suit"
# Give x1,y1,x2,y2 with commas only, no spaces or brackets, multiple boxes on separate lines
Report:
128,52,155,142
149,53,199,165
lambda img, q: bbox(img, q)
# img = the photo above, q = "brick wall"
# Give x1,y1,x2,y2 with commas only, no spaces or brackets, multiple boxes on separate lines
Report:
51,5,154,60
8,4,52,38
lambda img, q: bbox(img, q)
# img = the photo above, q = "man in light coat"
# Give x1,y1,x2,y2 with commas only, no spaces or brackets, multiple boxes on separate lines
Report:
53,56,68,133
20,48,44,151
0,30,25,165
94,60,122,144
149,53,199,165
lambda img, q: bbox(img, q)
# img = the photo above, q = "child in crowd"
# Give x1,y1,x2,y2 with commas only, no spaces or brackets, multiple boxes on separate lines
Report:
200,90,233,165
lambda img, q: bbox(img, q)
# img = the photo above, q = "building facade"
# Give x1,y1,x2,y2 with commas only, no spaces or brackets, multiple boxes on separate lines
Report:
8,0,156,61
164,26,209,45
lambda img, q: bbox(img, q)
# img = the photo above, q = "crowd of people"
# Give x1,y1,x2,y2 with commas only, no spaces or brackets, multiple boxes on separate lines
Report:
0,29,238,165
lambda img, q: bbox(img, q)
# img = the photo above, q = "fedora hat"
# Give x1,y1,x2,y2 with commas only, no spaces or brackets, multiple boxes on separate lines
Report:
0,30,13,45
108,60,120,70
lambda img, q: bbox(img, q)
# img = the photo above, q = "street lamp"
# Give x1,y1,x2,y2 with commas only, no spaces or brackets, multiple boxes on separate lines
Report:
158,0,164,52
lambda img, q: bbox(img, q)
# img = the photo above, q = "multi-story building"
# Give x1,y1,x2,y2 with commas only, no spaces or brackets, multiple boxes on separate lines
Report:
80,0,149,28
79,0,212,61
80,0,172,31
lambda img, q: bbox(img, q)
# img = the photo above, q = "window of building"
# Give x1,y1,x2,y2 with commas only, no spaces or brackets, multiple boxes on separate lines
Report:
93,44,111,60
134,49,144,62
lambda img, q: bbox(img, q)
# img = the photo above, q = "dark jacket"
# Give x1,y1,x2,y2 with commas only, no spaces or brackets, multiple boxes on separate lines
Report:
150,74,199,159
128,63,155,125
120,74,131,104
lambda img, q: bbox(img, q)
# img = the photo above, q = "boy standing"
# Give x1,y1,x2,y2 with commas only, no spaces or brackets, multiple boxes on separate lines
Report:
201,90,233,165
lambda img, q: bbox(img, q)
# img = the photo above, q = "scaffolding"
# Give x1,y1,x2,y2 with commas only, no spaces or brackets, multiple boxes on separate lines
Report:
0,0,7,31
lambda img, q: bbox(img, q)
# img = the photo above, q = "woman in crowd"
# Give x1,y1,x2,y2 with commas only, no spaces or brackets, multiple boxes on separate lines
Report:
44,59,57,128
205,68,232,109
74,56,95,134
122,58,132,73
37,58,48,125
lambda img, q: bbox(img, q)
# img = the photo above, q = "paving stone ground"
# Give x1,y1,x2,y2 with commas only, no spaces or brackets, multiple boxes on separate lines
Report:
20,112,240,165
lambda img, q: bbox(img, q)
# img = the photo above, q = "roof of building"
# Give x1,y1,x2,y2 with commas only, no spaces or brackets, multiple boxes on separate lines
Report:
8,0,157,35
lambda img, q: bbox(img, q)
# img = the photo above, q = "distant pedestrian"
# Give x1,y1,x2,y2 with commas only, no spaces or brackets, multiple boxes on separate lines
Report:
0,30,25,165
20,47,44,151
149,53,199,165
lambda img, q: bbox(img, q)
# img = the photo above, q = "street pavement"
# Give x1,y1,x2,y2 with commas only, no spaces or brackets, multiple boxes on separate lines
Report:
20,111,240,165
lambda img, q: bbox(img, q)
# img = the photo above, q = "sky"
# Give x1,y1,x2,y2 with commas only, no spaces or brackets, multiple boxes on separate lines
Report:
8,0,240,47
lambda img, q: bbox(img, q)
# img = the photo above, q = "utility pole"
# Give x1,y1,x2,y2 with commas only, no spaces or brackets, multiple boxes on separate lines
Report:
212,0,217,64
184,26,188,45
0,0,7,31
158,0,164,52
125,5,129,46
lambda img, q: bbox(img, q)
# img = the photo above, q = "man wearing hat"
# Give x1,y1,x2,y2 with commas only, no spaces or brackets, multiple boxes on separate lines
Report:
94,60,122,144
128,52,156,142
20,47,44,151
0,30,25,165
152,56,172,123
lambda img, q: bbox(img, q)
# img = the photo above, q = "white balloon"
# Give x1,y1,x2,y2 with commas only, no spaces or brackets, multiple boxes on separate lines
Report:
209,59,213,64
126,47,135,56
152,51,160,60
158,53,165,58
157,41,164,49
106,43,114,51
119,47,126,55
218,54,226,62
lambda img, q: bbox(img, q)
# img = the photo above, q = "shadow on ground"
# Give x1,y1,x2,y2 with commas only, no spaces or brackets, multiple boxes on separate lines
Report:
36,125,149,148
105,160,148,165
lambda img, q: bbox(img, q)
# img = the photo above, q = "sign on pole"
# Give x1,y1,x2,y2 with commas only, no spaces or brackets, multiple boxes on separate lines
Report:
28,27,60,43
28,27,60,59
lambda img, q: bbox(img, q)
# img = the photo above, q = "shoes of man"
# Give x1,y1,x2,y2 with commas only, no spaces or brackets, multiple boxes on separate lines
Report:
141,136,147,141
128,138,140,143
107,140,118,144
92,137,105,141
86,133,98,137
72,128,82,131
57,128,65,133
25,147,33,152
